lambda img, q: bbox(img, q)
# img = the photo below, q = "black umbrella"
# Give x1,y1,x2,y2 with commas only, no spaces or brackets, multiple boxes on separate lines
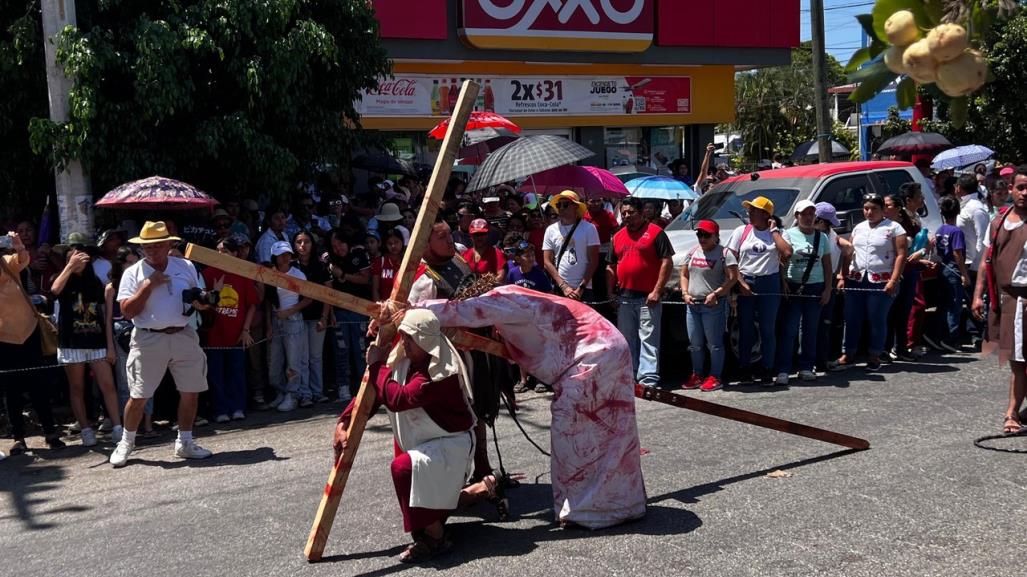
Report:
467,135,595,192
351,151,417,176
876,131,952,156
790,139,851,162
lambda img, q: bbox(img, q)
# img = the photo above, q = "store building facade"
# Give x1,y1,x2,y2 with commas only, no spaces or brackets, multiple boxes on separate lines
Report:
360,0,800,176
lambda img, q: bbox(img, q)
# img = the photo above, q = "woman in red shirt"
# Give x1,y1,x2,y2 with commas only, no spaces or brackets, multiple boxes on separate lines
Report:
372,229,405,301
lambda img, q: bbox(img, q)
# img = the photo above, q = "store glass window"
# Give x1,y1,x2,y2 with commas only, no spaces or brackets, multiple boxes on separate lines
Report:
603,126,682,173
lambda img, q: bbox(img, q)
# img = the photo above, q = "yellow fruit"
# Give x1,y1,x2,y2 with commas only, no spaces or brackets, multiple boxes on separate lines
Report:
927,23,968,63
885,10,920,45
884,45,908,75
936,49,988,97
902,39,938,84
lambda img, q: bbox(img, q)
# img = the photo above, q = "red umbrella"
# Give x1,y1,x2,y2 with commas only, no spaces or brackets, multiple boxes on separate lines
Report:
517,165,629,199
96,176,219,210
429,111,520,140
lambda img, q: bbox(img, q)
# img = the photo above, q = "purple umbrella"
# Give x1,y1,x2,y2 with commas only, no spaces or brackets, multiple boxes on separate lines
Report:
96,176,219,211
517,165,629,199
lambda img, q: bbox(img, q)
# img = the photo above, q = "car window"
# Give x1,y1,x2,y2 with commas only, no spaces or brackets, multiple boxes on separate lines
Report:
815,175,871,212
695,188,800,222
874,169,914,196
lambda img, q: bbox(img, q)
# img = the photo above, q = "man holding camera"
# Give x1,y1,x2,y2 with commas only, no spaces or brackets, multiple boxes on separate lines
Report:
110,221,215,468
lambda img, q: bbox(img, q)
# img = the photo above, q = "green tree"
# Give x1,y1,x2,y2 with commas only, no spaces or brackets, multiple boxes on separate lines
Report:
730,42,849,163
0,1,53,214
29,0,392,200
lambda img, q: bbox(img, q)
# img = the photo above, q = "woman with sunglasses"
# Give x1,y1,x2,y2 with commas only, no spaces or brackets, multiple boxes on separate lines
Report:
680,220,738,391
726,196,792,384
832,193,907,371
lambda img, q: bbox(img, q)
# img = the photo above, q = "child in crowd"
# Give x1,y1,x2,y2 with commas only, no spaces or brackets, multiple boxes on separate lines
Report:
933,196,971,352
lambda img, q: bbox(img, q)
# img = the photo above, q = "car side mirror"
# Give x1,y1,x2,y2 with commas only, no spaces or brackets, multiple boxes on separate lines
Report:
834,213,854,235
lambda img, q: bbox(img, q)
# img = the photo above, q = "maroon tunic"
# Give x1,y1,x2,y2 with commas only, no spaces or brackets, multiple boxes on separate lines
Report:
339,360,474,532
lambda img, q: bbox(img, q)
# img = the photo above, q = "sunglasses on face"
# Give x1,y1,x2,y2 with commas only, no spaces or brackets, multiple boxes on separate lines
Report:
503,242,532,257
862,193,882,202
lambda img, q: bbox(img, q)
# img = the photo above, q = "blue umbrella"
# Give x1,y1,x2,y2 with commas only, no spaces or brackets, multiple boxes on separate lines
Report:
931,144,994,170
624,176,697,200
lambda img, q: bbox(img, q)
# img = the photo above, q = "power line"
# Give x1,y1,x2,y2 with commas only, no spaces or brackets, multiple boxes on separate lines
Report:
801,1,874,12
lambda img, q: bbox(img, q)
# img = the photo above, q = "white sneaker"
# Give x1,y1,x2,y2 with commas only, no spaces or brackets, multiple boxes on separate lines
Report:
81,428,97,447
112,425,124,444
231,410,246,421
798,370,817,381
174,439,213,460
277,394,297,412
214,414,230,424
774,372,790,386
110,440,134,467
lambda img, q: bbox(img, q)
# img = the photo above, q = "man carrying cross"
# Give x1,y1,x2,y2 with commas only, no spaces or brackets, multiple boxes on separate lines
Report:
332,309,504,563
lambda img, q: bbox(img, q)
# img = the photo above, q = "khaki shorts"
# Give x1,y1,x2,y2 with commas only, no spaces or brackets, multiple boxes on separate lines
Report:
126,326,208,399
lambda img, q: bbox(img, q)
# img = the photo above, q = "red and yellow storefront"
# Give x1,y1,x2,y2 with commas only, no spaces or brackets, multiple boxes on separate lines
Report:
361,0,799,173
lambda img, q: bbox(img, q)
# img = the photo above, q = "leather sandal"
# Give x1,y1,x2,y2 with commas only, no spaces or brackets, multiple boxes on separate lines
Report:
1003,415,1025,435
398,531,452,563
482,474,510,521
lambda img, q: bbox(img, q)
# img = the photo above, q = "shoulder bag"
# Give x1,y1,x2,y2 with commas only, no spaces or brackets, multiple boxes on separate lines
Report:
0,255,58,355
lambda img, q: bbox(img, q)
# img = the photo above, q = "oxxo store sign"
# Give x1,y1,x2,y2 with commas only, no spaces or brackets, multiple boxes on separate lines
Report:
459,0,654,52
357,74,690,118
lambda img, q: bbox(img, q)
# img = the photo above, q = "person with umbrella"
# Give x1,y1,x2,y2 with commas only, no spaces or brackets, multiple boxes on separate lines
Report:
542,191,601,303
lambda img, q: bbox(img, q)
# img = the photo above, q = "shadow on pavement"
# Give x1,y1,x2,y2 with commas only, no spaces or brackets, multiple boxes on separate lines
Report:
127,446,287,469
0,457,90,530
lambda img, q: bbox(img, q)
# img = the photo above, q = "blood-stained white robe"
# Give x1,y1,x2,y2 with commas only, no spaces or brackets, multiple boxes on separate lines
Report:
421,284,647,529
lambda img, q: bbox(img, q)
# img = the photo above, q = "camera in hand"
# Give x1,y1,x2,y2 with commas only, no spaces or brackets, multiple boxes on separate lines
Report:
182,287,220,307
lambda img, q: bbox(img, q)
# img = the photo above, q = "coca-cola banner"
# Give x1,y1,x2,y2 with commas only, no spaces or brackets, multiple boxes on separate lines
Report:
460,0,653,52
356,74,691,117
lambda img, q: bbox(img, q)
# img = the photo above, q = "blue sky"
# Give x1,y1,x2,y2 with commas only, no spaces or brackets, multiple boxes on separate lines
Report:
799,0,872,64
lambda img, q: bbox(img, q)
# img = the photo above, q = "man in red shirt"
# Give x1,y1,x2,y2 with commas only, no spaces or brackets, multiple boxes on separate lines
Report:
202,237,259,422
607,197,675,386
461,219,507,283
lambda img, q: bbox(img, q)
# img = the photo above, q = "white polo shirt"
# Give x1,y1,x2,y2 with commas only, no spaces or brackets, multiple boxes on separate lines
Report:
117,256,200,329
849,219,904,282
957,194,989,271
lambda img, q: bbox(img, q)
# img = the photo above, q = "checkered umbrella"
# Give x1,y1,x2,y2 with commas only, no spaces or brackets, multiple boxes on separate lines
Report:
466,135,594,192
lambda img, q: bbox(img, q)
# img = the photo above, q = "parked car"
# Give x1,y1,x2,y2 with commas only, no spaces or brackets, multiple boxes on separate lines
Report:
659,161,942,375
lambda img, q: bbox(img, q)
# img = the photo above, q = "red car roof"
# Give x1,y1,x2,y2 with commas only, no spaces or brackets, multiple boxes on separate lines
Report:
719,161,914,185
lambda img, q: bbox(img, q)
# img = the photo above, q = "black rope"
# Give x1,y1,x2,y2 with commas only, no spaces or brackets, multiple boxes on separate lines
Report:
501,393,550,457
973,429,1027,453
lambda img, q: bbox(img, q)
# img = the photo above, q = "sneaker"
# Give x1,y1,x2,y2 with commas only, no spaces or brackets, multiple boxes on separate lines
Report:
174,439,213,460
68,421,83,434
299,397,314,408
738,370,754,385
214,414,231,424
112,425,124,444
681,373,703,390
828,359,852,372
81,428,97,447
194,417,209,427
798,370,817,381
879,351,894,364
773,372,789,386
315,395,331,403
922,335,944,351
277,394,297,412
110,440,134,467
940,340,961,353
534,383,549,393
231,410,246,421
253,393,266,406
865,359,882,371
912,345,929,357
98,418,113,433
893,349,915,362
45,433,66,450
261,393,285,411
699,376,722,392
513,380,531,394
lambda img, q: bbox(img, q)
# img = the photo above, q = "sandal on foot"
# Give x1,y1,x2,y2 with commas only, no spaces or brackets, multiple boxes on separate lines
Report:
482,474,510,521
1003,415,1025,435
828,359,853,372
8,440,27,456
398,532,452,563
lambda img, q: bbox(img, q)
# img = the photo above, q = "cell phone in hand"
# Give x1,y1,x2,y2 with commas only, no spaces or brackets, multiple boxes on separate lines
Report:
0,236,13,250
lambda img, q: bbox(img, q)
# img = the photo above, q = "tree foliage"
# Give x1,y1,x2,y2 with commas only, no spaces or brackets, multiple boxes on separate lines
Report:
29,0,392,200
729,42,849,163
0,1,52,214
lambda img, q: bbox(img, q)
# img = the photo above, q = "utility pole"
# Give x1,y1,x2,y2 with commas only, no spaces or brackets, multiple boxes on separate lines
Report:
40,0,92,241
810,0,833,164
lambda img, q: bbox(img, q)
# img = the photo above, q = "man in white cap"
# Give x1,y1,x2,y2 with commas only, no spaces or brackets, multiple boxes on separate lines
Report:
333,309,504,563
110,221,215,467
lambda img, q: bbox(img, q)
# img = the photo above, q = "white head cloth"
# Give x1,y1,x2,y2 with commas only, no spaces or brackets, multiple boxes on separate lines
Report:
387,309,473,401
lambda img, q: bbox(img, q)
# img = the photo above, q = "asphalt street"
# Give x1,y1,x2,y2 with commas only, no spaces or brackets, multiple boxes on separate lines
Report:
2,350,1025,577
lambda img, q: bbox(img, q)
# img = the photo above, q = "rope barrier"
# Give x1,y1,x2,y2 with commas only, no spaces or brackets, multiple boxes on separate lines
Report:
583,285,892,306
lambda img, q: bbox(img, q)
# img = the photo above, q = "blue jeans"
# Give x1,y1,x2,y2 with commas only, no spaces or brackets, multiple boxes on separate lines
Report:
686,300,728,378
776,282,824,374
843,277,896,357
208,348,247,415
939,264,965,342
616,293,661,386
269,316,307,397
737,273,782,371
302,319,327,400
885,268,919,353
334,309,368,400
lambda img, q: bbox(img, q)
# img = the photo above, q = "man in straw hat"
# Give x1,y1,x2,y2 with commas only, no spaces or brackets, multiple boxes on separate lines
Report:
333,309,506,563
110,221,215,467
543,190,601,303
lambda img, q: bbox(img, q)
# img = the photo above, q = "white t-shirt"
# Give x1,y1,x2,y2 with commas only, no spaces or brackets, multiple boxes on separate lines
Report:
825,229,843,275
117,257,201,329
849,219,904,281
543,219,601,288
275,267,306,319
726,225,780,277
957,195,990,270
